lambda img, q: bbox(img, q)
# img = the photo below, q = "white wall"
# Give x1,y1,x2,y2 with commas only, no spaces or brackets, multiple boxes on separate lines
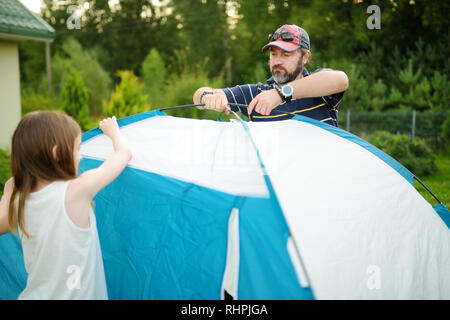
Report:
0,39,21,150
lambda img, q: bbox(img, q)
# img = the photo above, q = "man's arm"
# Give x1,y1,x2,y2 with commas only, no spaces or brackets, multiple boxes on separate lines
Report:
291,70,348,99
248,70,348,115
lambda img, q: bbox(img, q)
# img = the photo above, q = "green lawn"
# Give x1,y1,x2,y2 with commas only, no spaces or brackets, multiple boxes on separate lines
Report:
415,153,450,207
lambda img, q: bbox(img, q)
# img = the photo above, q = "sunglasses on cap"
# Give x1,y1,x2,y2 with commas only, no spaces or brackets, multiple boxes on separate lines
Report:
267,30,295,42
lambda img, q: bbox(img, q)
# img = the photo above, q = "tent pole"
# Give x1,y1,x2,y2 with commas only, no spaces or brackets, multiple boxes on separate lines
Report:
160,103,299,117
414,176,442,205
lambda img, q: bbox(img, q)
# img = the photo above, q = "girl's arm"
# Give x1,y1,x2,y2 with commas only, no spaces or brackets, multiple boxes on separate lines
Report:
66,117,132,228
0,178,14,235
77,117,132,198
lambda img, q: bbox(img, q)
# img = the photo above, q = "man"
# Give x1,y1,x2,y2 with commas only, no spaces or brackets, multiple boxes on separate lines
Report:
193,24,348,126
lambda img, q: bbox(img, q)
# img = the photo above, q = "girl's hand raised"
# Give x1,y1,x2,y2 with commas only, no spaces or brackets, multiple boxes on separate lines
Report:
99,116,120,138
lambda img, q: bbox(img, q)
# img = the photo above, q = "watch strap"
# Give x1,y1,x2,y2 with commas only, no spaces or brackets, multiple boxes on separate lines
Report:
200,91,214,104
275,86,285,102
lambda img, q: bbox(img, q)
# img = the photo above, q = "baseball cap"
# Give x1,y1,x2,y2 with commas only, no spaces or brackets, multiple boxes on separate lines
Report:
262,24,310,52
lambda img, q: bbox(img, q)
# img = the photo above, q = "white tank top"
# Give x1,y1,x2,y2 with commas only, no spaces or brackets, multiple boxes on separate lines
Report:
18,180,108,300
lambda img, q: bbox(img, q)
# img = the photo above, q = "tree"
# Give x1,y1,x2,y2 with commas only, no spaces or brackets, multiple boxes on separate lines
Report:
169,0,230,79
141,48,168,108
164,51,224,120
61,64,91,130
51,37,112,113
40,0,180,78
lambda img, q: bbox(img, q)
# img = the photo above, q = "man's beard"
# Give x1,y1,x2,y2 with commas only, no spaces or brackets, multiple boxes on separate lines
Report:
272,58,304,85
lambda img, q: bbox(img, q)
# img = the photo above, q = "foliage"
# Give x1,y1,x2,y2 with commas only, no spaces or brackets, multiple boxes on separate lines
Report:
415,154,450,207
366,131,437,177
141,48,168,109
18,40,46,90
339,110,448,149
60,64,91,130
163,51,225,119
51,37,111,113
40,0,180,79
170,0,230,79
21,76,61,115
84,114,106,131
102,70,149,119
440,116,450,153
248,61,269,85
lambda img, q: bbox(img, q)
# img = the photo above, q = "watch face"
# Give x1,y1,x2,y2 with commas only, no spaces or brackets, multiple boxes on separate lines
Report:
282,85,293,96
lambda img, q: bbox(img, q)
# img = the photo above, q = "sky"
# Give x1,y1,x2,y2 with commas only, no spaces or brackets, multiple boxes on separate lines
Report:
19,0,153,14
19,0,41,13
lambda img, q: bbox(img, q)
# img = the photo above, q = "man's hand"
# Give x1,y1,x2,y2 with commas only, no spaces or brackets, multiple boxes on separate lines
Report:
200,92,230,114
247,88,283,116
194,87,230,114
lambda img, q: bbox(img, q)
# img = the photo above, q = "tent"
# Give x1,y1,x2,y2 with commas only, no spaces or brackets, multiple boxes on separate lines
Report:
1,110,449,299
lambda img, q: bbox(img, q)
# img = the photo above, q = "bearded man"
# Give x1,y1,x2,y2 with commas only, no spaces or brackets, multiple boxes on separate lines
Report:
193,24,348,126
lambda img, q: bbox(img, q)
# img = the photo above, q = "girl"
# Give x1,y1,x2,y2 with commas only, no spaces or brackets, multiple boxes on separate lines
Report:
0,110,132,299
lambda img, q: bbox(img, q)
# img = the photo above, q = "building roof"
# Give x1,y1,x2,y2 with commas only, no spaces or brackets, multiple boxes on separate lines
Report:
0,0,55,42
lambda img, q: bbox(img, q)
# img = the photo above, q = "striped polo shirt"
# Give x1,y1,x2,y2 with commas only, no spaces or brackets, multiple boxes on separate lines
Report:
222,68,345,127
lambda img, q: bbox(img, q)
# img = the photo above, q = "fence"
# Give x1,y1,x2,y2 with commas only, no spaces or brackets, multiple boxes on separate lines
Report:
337,110,448,149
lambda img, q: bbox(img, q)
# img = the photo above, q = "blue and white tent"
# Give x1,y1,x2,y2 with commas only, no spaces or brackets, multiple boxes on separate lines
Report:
1,110,449,299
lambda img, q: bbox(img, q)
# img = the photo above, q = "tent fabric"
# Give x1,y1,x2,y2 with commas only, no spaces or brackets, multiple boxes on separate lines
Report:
291,115,415,185
434,203,450,229
247,117,450,299
0,110,449,300
220,207,240,299
0,232,26,299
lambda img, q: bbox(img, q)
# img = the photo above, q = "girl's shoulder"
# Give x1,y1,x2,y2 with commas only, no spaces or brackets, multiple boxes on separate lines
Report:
66,175,90,202
65,177,92,230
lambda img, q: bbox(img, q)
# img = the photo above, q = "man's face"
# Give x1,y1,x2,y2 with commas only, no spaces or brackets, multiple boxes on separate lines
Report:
269,46,305,85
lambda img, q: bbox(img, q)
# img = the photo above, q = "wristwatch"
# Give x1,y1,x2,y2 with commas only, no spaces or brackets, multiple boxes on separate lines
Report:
278,84,294,103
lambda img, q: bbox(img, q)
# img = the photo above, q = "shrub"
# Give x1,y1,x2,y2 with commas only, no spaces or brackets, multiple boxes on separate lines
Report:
141,48,167,109
366,131,437,176
440,115,450,153
102,70,149,118
52,37,112,113
339,110,448,150
21,88,61,115
61,64,91,130
164,52,225,120
163,70,225,120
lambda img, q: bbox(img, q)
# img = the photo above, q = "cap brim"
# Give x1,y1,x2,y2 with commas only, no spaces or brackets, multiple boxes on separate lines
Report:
262,41,301,52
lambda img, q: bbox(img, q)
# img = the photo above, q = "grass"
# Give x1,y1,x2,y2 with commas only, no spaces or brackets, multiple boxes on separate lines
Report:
414,153,450,207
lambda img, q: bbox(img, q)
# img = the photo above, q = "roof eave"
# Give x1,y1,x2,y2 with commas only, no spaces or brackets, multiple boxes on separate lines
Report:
0,31,54,43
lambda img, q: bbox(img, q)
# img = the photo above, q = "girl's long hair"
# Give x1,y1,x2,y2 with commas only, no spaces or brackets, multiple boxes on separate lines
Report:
8,110,81,238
